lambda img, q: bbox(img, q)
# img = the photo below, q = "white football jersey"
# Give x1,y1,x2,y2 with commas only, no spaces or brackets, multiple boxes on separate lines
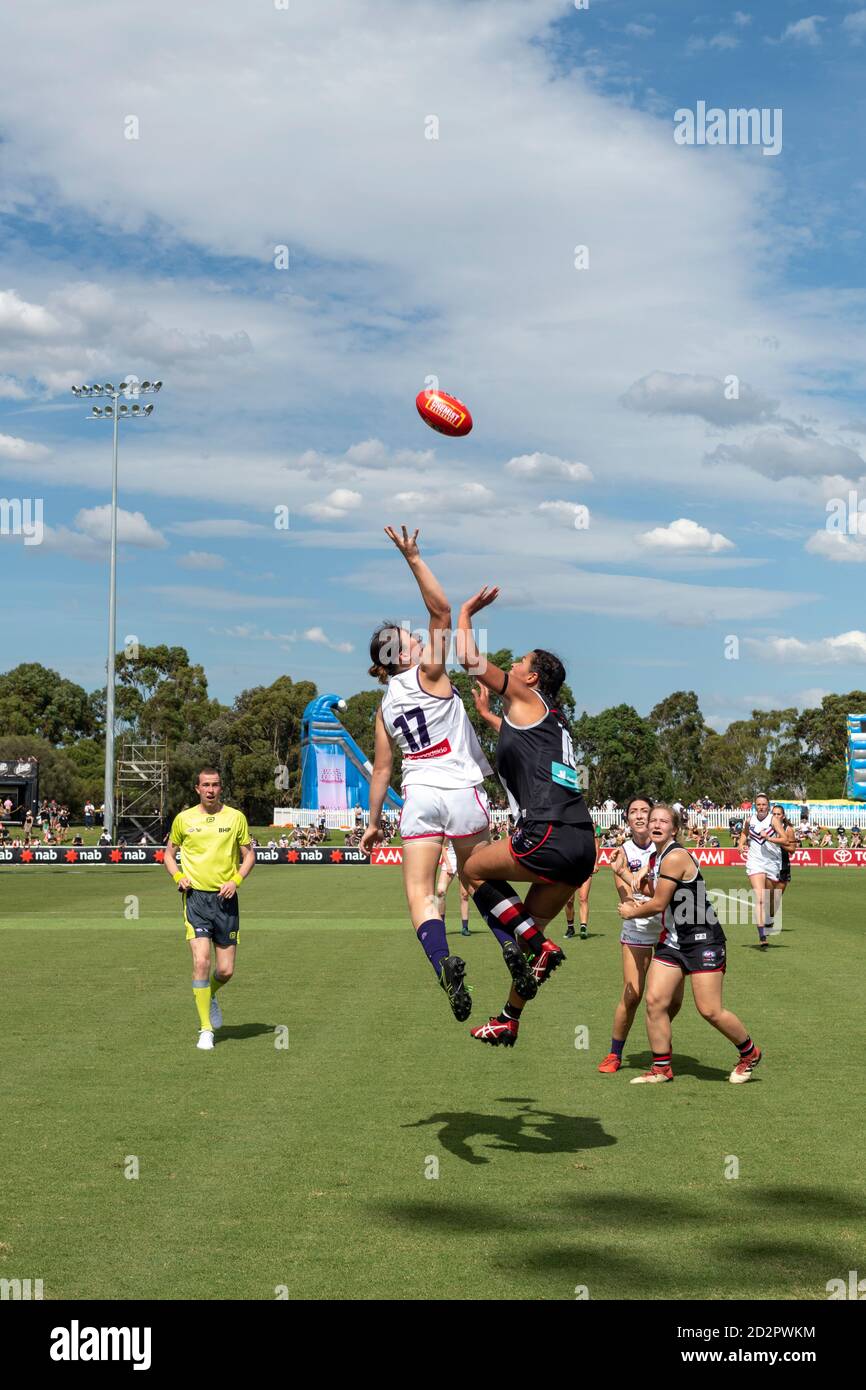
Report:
381,667,491,790
622,836,663,932
746,811,782,872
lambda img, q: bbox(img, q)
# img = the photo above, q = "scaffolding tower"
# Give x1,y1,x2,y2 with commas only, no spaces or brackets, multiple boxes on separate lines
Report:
117,741,168,843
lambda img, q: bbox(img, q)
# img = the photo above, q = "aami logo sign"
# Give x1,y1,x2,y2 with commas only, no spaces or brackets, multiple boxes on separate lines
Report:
371,847,403,866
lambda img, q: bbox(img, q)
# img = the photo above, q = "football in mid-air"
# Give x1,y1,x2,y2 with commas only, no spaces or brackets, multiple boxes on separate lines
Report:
415,388,473,437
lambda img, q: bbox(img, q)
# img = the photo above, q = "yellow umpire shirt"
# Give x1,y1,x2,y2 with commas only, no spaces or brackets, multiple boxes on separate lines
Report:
169,805,252,891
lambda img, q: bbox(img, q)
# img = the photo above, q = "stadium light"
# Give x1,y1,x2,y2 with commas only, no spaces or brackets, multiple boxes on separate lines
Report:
72,373,163,840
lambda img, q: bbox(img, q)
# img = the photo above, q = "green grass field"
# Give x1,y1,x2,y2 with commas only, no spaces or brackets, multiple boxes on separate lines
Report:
1,864,862,1301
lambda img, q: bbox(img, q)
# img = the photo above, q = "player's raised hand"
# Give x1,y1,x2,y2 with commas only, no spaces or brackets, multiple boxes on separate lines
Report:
384,525,420,561
461,584,500,618
471,681,491,714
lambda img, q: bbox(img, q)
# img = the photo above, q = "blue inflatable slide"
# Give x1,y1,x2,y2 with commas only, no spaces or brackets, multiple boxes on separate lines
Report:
300,694,403,813
846,712,866,801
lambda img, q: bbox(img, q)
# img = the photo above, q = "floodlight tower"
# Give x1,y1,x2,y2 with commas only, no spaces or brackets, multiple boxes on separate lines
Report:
71,376,163,839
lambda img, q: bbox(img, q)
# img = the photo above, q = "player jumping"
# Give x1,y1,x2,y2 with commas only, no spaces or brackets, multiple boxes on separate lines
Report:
360,526,492,1022
458,586,596,1047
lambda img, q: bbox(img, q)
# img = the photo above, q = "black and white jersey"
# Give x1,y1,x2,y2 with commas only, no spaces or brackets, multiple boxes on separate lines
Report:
495,694,593,827
651,840,725,949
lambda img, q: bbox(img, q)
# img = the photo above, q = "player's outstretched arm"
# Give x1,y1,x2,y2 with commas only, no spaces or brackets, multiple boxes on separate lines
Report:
384,524,451,676
456,586,504,689
360,708,395,854
458,587,541,720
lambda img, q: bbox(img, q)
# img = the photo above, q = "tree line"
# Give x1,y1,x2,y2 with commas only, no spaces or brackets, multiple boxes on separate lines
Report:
0,647,860,822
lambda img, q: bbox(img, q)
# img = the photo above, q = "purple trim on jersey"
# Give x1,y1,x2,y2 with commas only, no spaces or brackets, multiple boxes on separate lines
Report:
415,666,456,702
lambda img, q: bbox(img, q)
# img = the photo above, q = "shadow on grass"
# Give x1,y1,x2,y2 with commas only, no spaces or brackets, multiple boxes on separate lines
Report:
404,1099,616,1165
376,1184,861,1297
216,1023,277,1042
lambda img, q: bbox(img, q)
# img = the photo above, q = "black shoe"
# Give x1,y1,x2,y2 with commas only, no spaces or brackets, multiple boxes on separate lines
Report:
439,955,472,1021
502,939,538,1001
565,926,575,939
579,924,588,940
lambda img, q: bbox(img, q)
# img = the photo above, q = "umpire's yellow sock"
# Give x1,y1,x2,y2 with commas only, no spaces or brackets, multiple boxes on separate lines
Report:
210,972,228,994
192,977,212,1031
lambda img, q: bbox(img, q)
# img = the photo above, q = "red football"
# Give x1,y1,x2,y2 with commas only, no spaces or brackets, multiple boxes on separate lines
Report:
415,388,473,438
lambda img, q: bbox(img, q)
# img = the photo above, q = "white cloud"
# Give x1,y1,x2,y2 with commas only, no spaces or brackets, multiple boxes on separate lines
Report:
733,11,752,26
393,491,425,508
343,439,433,471
177,549,225,570
506,453,593,483
775,16,826,46
686,33,740,53
168,518,274,538
639,518,735,553
798,687,832,706
302,488,363,521
746,632,866,664
625,23,654,39
0,433,50,461
0,376,27,400
345,552,806,628
805,529,866,563
842,10,866,42
708,426,866,481
538,500,589,528
146,585,305,611
391,483,494,516
304,626,354,653
74,504,167,549
622,371,777,427
0,289,60,338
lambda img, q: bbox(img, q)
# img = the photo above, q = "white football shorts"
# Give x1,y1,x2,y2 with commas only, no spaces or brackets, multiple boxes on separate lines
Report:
400,784,490,841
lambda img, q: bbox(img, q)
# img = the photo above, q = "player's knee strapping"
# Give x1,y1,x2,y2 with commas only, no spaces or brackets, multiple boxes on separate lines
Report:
472,881,545,950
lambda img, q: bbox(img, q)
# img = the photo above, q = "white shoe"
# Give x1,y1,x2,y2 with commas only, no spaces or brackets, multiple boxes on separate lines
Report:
209,994,223,1029
196,1029,215,1050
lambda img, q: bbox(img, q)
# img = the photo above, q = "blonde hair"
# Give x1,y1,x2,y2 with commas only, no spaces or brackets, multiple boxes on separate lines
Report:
649,802,681,836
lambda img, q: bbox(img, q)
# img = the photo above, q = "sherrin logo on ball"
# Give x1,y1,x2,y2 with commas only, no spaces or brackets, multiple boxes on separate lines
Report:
415,388,473,437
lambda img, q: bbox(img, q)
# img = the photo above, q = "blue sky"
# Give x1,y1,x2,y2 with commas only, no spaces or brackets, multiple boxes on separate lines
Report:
1,0,865,731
